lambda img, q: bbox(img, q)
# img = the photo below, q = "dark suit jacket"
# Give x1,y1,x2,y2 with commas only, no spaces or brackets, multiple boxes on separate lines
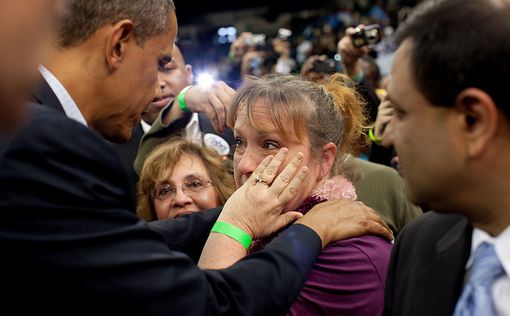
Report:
383,211,472,316
111,123,144,193
30,76,142,196
0,105,322,315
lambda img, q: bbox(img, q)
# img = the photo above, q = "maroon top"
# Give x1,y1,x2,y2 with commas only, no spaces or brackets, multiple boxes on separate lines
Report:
287,235,392,316
251,180,393,316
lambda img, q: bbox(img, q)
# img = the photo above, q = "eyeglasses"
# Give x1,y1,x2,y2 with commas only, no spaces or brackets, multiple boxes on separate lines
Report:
152,177,213,201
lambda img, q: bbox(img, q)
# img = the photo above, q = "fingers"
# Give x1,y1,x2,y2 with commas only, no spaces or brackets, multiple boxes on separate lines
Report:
278,166,308,205
250,155,274,185
269,152,305,195
179,81,234,134
371,210,393,237
203,104,220,133
197,81,233,133
367,217,394,241
217,81,236,97
255,148,289,185
271,211,303,232
361,208,394,241
208,93,226,133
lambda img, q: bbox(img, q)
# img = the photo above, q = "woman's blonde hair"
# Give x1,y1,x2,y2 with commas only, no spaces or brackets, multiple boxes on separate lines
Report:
137,137,236,221
228,73,369,176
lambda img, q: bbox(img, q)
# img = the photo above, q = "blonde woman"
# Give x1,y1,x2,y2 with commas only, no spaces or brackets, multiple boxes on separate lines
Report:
200,74,392,315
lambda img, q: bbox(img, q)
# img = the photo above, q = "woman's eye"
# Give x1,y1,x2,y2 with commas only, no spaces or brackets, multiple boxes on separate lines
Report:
188,179,204,188
160,187,173,195
262,141,279,150
234,137,246,151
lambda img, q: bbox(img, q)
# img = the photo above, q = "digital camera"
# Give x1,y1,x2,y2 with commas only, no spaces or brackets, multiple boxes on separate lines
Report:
351,24,382,48
312,59,336,74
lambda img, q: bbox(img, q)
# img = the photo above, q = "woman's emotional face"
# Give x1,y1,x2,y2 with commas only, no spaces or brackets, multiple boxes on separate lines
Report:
233,99,321,212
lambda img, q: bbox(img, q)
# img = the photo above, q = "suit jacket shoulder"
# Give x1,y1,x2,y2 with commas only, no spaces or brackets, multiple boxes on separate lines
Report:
383,212,472,316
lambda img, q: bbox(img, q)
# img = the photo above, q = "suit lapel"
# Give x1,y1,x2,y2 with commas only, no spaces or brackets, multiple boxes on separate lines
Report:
30,73,65,113
415,217,472,315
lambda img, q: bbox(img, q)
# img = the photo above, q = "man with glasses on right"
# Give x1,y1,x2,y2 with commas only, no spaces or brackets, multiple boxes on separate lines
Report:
383,0,510,315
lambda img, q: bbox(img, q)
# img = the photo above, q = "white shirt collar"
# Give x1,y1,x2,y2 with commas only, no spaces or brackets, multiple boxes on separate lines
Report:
39,65,87,126
185,113,203,145
140,119,152,133
467,226,510,278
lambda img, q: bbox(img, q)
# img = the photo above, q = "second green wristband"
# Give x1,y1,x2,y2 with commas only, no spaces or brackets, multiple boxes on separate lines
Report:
211,221,252,250
177,85,193,113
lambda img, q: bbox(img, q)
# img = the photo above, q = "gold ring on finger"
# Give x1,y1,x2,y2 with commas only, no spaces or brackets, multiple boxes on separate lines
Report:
255,175,270,186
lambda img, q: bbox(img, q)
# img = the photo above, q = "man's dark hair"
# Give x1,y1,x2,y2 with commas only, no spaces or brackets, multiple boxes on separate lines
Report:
58,0,175,47
395,0,510,117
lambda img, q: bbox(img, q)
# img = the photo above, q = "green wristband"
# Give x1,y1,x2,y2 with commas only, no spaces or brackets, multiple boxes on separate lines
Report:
211,221,252,250
369,127,383,145
177,85,193,113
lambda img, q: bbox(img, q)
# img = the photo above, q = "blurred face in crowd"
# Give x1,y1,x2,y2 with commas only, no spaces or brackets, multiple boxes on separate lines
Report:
385,40,464,210
93,11,177,143
0,0,67,135
152,154,219,219
142,45,193,125
233,99,323,212
230,32,251,63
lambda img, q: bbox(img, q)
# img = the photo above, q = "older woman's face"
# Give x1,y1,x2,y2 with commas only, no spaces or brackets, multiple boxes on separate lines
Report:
153,154,219,219
233,100,320,212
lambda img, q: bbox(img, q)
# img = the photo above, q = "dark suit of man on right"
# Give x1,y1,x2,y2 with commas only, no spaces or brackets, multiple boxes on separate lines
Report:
382,0,510,315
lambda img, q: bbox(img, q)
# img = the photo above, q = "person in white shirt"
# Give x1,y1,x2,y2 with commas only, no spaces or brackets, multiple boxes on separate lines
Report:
112,44,235,186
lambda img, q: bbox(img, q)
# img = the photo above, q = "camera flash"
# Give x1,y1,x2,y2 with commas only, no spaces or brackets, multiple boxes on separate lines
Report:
197,73,214,88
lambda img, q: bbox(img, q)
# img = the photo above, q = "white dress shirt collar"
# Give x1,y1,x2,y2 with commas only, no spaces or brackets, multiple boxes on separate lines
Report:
39,65,87,126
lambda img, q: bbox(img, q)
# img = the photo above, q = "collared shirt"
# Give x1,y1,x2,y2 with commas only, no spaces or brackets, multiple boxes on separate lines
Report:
465,226,510,315
185,113,203,146
39,65,87,126
140,119,152,134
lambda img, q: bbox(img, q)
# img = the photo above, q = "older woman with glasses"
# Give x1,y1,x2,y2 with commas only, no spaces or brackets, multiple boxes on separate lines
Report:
137,137,235,221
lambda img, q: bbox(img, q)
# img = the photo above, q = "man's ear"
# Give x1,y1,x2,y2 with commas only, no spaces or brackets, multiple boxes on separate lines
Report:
455,88,498,158
105,19,135,72
319,142,337,179
185,64,193,83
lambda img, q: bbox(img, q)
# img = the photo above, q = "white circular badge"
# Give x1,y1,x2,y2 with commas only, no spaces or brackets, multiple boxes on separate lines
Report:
203,133,231,156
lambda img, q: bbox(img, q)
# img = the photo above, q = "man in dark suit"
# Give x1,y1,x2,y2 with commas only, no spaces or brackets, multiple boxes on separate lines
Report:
0,1,393,315
382,0,510,315
32,42,233,196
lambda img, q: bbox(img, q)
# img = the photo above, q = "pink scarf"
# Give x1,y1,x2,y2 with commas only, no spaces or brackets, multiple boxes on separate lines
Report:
249,175,357,253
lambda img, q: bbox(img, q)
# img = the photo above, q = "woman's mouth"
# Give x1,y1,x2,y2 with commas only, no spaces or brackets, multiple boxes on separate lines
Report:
174,210,195,218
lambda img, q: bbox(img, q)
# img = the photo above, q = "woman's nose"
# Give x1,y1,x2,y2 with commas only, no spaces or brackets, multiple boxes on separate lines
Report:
172,187,193,207
236,148,264,176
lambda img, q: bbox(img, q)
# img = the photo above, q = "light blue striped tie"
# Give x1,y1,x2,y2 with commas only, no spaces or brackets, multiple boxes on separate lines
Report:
453,242,505,316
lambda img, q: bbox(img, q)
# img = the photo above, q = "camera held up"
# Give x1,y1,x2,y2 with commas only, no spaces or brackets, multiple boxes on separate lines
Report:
351,24,382,48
